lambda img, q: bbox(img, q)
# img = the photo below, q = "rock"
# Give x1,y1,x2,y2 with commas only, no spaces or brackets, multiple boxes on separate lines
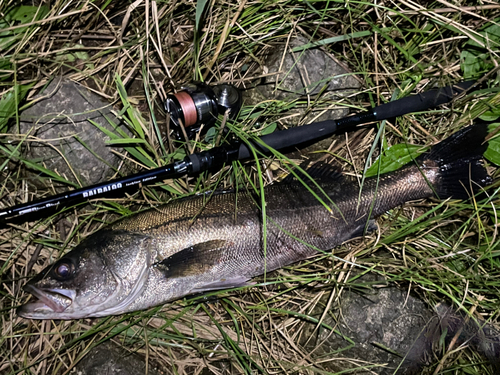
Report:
73,341,161,375
245,35,361,126
262,35,360,98
18,79,126,187
302,273,500,374
303,277,433,374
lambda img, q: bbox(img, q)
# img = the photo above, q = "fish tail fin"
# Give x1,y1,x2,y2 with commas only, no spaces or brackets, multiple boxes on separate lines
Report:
419,123,492,199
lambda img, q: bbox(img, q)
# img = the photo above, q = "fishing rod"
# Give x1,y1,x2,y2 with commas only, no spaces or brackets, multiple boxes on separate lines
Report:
0,81,474,225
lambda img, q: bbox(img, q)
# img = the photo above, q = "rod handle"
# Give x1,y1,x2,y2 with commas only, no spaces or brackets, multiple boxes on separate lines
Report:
373,81,475,120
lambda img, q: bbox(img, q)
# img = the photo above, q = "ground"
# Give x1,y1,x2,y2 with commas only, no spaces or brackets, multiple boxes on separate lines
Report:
0,1,499,374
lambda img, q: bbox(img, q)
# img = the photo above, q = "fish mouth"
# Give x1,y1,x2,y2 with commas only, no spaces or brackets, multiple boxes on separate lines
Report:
18,284,75,315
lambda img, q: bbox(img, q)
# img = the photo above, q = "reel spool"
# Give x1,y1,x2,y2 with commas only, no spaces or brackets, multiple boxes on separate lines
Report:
165,82,242,139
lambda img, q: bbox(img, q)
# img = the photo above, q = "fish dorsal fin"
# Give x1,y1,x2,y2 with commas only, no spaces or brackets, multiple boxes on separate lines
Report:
156,240,226,278
282,162,343,183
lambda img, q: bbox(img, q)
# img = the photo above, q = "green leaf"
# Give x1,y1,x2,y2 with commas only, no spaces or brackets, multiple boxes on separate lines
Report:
105,138,148,145
479,108,500,122
0,84,33,132
204,127,217,143
261,122,277,135
460,21,500,79
467,23,500,49
0,59,13,81
365,143,426,177
0,5,49,52
89,118,155,168
74,50,90,60
6,5,45,22
115,74,146,139
461,50,490,80
195,0,209,33
0,142,78,188
485,123,500,166
54,44,94,70
171,148,187,161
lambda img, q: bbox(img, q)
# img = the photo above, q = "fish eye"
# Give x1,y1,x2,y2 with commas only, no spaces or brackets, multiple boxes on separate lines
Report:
52,259,75,281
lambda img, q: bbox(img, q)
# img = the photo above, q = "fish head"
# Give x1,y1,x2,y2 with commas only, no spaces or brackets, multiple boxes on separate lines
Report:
17,230,153,319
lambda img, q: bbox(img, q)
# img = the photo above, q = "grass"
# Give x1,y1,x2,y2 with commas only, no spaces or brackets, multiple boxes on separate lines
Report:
1,0,500,374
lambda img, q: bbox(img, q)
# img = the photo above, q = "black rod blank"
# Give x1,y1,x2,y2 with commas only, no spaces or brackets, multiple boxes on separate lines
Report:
0,81,474,224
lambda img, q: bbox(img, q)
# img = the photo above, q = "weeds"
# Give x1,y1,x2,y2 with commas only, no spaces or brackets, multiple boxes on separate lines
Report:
1,0,499,374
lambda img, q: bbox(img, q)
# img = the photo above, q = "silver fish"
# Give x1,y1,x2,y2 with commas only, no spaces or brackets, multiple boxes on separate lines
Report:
17,124,491,319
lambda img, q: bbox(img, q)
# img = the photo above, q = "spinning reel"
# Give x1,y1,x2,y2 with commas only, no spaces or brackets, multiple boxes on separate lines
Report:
165,82,242,139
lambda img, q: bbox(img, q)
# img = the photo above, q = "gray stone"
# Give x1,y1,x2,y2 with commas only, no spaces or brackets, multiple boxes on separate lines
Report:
245,35,361,126
302,273,500,374
262,35,359,98
72,341,161,375
18,79,125,186
303,277,433,374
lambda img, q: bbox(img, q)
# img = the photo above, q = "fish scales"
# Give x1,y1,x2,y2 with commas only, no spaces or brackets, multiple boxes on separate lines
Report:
113,163,434,270
67,165,440,316
17,124,492,319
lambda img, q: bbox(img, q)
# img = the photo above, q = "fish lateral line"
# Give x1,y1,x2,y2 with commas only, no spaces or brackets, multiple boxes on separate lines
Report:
16,123,494,320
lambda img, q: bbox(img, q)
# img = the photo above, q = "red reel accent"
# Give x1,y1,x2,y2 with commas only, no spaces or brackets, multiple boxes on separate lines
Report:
175,91,197,127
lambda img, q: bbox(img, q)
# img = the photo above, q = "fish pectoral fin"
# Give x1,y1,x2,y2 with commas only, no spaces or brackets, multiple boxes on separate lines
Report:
156,240,227,278
192,276,252,292
351,219,378,239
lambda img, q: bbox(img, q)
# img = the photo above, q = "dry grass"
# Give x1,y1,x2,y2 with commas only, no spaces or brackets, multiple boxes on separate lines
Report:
1,0,500,374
